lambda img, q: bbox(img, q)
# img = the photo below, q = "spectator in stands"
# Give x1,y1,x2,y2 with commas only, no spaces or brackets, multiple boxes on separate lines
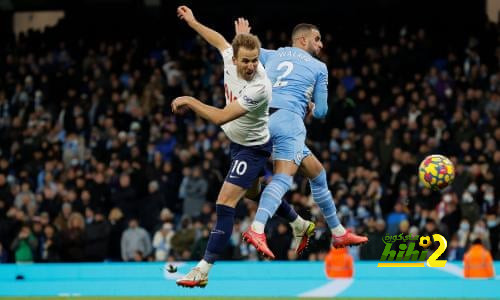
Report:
85,209,111,261
41,224,60,262
386,202,408,235
190,226,210,260
121,218,152,262
10,225,37,263
108,207,126,261
54,203,73,232
60,212,86,262
153,222,175,261
139,180,165,234
179,166,208,217
171,216,196,258
112,173,138,220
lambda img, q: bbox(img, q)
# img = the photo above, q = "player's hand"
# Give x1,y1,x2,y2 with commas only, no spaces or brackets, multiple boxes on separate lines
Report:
234,17,251,34
177,5,196,24
171,96,190,114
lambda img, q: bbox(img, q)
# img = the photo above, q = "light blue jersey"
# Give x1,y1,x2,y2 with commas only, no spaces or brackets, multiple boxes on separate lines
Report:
260,47,328,119
254,45,346,236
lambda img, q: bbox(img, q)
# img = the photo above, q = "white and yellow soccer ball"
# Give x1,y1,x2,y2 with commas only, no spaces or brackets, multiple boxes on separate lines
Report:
418,154,455,191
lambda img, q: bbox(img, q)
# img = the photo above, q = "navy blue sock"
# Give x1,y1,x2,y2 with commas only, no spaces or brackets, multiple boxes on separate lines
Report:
275,199,298,222
203,204,235,264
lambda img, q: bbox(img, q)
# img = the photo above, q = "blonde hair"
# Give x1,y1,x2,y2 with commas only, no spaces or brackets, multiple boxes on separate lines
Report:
109,207,124,221
232,33,261,58
67,212,85,230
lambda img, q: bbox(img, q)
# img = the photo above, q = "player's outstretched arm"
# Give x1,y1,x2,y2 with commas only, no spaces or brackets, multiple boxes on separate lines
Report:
172,96,247,126
177,5,230,52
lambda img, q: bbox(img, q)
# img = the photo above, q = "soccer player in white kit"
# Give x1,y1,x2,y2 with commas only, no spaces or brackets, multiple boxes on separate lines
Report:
172,6,314,288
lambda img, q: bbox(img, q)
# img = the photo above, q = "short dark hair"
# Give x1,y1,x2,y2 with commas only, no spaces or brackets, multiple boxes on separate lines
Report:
291,23,319,40
232,33,261,58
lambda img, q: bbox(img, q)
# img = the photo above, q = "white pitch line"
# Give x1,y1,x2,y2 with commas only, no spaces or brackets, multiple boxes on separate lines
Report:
436,263,464,278
298,279,354,298
435,263,499,280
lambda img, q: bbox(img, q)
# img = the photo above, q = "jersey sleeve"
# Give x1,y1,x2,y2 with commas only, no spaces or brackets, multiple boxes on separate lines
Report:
237,83,268,112
221,47,234,66
259,48,276,65
312,63,329,118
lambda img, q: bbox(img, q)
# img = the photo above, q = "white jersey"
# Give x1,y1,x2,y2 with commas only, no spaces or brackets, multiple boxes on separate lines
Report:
220,47,271,146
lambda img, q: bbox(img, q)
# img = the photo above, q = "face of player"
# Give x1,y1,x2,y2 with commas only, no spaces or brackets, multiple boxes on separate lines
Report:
233,47,260,81
306,29,323,57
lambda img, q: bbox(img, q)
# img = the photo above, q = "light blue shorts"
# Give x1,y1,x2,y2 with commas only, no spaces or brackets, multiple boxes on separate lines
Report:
269,109,312,165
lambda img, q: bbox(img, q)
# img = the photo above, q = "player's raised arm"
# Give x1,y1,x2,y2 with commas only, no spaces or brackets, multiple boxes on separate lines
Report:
171,96,247,126
177,5,230,52
234,17,251,34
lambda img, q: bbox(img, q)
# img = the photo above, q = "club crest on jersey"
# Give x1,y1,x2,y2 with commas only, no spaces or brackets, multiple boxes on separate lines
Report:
224,83,238,103
243,95,258,105
295,152,303,162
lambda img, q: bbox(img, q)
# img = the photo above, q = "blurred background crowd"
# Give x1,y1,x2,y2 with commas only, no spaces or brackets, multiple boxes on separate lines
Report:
0,1,499,264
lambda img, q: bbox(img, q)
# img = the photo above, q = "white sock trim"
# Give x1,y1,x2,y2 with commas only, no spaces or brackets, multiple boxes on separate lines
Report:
196,259,213,273
251,221,266,234
331,225,346,237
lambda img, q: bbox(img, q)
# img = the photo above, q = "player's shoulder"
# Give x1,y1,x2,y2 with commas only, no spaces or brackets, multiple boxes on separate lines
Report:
221,47,234,65
305,55,327,75
221,46,233,56
315,60,328,74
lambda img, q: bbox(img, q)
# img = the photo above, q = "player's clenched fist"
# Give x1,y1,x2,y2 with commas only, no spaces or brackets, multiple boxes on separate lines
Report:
177,6,196,23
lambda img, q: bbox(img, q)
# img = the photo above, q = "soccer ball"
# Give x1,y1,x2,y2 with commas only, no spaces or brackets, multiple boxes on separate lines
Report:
418,154,455,191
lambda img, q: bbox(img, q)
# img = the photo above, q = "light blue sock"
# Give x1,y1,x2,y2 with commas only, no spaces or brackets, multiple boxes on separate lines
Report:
309,169,341,228
254,173,293,227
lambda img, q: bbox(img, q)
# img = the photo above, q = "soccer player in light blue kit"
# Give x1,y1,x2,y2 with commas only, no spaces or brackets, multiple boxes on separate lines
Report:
238,21,368,258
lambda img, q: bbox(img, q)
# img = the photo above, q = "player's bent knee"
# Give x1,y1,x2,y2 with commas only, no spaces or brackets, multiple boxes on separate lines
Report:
216,181,247,207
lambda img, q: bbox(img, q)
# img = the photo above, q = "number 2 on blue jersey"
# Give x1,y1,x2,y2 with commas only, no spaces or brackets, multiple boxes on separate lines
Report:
273,61,294,87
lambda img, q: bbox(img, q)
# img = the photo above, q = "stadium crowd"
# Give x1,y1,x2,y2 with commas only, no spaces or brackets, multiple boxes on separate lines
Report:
0,19,499,263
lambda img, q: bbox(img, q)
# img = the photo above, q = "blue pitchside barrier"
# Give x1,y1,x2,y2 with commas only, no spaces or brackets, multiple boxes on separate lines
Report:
0,261,498,298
